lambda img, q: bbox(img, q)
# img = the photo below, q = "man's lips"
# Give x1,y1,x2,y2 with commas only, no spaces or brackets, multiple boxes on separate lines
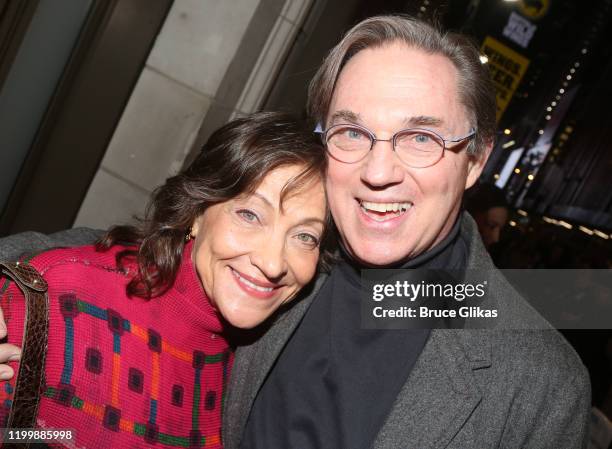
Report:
230,268,281,299
358,199,413,222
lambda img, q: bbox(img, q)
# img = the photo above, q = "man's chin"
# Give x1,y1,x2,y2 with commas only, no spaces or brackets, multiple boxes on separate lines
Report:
349,245,414,268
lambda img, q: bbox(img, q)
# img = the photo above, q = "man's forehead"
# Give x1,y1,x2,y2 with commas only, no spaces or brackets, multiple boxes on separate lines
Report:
328,43,465,131
337,42,457,83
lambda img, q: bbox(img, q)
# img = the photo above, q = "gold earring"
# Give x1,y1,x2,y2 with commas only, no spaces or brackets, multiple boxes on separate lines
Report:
185,227,193,242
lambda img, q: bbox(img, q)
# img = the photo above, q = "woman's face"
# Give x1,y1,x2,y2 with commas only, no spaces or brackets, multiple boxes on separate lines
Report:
191,165,327,329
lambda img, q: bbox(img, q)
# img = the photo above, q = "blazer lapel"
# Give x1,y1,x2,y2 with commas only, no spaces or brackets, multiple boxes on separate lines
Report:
224,214,492,449
372,216,493,448
222,274,329,449
373,329,491,449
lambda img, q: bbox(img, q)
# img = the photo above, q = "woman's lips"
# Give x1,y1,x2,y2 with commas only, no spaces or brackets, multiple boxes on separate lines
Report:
230,267,280,300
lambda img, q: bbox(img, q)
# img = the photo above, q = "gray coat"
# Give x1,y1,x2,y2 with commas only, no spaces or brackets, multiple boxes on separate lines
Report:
0,227,103,261
0,216,591,448
222,214,591,449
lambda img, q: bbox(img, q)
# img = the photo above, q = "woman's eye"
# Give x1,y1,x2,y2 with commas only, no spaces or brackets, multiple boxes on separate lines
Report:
237,209,258,222
296,233,319,246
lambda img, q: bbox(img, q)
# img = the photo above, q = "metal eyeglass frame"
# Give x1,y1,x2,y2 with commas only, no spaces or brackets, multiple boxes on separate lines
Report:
314,122,477,168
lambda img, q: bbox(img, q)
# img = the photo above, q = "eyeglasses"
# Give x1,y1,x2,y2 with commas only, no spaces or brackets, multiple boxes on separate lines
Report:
315,123,476,168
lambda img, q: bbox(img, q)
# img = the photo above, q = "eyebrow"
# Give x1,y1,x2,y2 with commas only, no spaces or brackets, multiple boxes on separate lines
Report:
406,115,444,128
251,191,273,208
329,110,445,129
295,217,326,227
329,110,362,125
253,192,325,221
250,192,325,227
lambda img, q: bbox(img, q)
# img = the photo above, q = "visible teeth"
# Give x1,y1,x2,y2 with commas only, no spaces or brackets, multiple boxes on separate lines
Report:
360,201,412,213
233,270,273,292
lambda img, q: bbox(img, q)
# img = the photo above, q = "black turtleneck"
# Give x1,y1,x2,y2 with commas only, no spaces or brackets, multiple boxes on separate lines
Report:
241,219,468,449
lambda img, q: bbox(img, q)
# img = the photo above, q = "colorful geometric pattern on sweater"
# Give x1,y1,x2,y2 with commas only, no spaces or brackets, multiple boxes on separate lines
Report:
0,244,232,449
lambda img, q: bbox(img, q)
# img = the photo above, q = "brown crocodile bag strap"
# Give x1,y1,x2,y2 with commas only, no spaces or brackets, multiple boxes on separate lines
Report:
0,262,49,449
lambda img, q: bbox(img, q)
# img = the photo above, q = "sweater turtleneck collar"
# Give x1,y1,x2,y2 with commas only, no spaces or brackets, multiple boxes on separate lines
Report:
170,240,225,334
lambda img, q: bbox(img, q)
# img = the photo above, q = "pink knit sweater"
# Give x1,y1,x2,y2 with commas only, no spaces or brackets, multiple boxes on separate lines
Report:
0,241,232,448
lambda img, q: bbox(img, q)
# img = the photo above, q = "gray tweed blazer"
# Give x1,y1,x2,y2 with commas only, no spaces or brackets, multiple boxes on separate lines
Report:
0,215,591,448
222,214,591,449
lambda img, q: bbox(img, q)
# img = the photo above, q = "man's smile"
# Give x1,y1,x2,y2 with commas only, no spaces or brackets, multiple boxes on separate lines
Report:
357,199,413,222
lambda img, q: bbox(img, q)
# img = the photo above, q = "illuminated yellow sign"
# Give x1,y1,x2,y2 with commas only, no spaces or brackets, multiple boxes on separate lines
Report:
518,0,550,20
481,36,530,122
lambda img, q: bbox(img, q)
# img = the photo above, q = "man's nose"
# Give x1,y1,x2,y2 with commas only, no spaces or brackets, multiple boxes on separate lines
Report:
250,237,288,281
360,139,405,187
492,227,501,244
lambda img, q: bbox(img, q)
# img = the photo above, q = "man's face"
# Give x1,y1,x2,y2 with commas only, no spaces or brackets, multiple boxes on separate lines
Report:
474,206,509,248
325,42,488,266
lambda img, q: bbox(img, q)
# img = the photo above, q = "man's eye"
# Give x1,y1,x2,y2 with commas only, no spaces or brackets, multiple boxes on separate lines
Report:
414,133,431,143
346,129,364,139
237,209,258,222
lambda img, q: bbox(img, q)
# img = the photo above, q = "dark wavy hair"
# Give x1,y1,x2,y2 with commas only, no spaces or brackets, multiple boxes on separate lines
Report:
96,111,335,299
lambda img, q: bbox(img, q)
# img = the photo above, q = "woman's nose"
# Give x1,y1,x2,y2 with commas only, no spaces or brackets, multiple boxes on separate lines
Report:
250,238,288,281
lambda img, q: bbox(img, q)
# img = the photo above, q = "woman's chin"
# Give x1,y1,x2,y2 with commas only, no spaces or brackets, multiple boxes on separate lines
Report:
219,306,271,330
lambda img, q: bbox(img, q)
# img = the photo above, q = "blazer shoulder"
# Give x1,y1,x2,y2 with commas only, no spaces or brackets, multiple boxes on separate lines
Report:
490,329,589,384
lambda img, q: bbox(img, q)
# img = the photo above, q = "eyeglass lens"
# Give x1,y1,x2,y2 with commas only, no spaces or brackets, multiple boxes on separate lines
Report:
325,125,444,167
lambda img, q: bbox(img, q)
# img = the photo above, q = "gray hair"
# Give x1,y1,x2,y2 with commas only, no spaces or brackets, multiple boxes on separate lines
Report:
307,15,496,156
